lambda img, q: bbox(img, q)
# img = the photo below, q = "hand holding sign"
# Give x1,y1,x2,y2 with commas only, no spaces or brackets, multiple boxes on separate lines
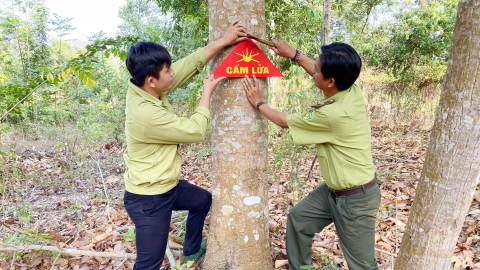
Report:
221,20,248,46
270,40,297,59
243,75,263,108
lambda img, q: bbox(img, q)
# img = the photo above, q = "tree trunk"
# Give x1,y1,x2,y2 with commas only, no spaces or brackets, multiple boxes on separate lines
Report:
396,2,480,269
204,1,271,269
321,0,332,46
11,1,28,87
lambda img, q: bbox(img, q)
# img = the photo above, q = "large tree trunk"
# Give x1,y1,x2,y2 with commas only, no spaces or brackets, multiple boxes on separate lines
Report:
396,2,480,269
321,0,332,46
204,1,271,270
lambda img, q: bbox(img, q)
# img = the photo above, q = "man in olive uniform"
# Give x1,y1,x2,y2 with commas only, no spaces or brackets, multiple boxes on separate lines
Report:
243,41,380,269
123,21,247,270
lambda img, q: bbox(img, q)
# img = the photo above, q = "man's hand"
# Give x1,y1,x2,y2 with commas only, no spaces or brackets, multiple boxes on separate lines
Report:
199,75,226,109
203,75,226,96
221,20,248,46
271,40,296,59
243,75,263,107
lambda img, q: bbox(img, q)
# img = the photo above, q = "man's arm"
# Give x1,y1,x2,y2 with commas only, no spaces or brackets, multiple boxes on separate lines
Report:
204,20,247,63
271,40,316,77
243,75,288,128
168,20,247,94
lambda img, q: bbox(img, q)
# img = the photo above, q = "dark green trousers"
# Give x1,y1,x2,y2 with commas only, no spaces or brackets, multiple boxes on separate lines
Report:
286,182,381,270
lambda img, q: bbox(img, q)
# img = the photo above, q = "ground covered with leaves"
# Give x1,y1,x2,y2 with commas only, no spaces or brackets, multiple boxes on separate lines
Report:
0,125,479,270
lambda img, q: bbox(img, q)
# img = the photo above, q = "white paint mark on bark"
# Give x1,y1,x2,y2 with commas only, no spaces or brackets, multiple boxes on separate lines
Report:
222,116,234,123
221,205,234,215
419,228,424,232
232,142,242,148
251,18,258,25
248,211,260,218
443,112,447,119
464,115,474,125
438,184,451,190
244,196,261,205
232,174,238,179
244,235,248,242
234,185,241,190
424,176,429,183
253,229,259,240
257,135,266,143
218,143,228,151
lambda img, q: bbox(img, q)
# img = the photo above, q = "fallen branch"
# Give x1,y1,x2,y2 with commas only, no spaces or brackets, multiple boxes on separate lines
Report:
165,242,176,267
0,245,184,260
305,154,318,182
375,248,397,258
0,221,63,250
114,257,128,270
372,154,404,161
89,153,117,229
0,245,136,259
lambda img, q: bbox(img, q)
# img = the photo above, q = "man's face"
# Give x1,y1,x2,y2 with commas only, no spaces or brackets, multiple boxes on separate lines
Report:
152,64,175,93
312,56,328,91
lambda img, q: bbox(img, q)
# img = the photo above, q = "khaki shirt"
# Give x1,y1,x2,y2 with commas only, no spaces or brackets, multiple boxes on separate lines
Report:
286,84,375,190
123,48,209,195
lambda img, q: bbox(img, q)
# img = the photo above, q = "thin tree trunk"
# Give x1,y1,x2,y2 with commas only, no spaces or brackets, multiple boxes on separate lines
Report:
321,0,332,46
11,1,28,88
204,1,271,269
396,1,480,269
25,2,30,80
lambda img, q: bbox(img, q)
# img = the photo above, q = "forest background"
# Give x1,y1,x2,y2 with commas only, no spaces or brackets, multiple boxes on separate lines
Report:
1,0,479,269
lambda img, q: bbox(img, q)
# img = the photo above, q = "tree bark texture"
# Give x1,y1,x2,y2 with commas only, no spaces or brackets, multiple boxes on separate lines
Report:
396,2,480,269
204,1,271,269
321,0,332,46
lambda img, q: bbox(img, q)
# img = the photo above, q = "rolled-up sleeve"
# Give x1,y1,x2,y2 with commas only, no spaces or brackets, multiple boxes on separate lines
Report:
144,105,211,144
169,48,207,93
287,110,332,145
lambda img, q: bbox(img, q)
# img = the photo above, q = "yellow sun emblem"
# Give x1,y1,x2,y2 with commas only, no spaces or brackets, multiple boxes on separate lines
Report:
236,48,259,63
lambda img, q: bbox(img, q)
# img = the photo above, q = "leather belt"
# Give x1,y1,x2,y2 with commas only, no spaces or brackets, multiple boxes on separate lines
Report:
328,176,378,197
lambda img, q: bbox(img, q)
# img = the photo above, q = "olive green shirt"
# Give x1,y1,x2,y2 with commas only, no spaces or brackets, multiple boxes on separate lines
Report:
123,48,209,195
286,84,375,190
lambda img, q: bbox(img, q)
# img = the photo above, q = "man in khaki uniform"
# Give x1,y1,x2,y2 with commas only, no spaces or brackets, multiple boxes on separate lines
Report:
123,21,247,269
243,41,380,269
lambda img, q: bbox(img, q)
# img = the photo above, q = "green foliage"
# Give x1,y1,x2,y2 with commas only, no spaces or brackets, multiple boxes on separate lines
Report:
362,1,456,87
120,227,136,242
172,260,195,270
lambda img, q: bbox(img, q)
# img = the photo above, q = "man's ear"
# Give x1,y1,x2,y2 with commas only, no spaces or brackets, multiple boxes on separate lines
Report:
146,76,156,88
327,77,336,88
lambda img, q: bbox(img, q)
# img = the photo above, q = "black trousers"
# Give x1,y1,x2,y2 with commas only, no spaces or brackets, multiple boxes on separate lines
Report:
124,180,212,270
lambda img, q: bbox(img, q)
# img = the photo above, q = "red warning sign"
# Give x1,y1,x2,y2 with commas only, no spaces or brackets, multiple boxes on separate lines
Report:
213,39,283,77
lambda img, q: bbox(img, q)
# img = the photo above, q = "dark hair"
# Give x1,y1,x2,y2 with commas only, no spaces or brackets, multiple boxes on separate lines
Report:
319,42,361,91
125,42,172,87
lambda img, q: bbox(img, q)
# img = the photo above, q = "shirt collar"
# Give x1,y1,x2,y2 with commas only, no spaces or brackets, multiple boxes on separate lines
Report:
128,80,163,105
322,84,357,102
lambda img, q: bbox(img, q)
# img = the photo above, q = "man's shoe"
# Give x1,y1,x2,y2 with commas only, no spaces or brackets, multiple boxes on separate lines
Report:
183,237,208,263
